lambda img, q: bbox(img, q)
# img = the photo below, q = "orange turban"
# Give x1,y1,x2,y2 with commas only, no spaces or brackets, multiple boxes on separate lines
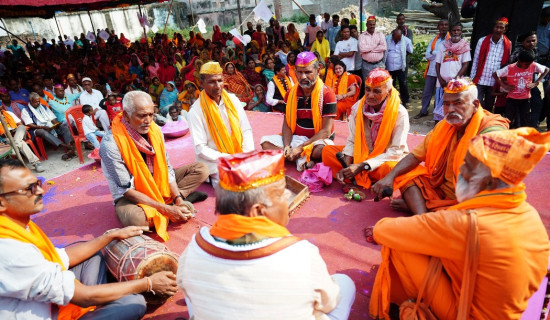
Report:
365,68,391,87
444,77,475,94
468,128,550,186
218,150,285,192
200,61,223,75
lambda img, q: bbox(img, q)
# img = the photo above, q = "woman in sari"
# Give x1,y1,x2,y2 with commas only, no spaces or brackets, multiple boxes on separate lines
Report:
119,33,131,47
199,49,211,64
243,58,264,89
326,61,359,120
275,40,290,65
192,59,203,89
285,23,302,51
148,76,164,105
115,59,137,82
223,62,253,103
262,57,275,83
159,81,179,114
212,25,224,44
181,56,198,82
174,52,186,74
129,53,144,79
177,80,199,112
247,84,270,112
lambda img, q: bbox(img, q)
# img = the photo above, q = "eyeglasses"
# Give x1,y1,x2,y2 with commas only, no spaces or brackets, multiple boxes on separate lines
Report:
0,180,43,197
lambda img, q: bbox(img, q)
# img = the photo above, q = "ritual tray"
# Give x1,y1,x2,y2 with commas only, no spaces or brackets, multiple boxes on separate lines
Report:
285,175,310,216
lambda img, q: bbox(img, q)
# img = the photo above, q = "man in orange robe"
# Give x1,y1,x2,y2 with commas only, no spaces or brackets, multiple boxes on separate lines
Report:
373,78,509,214
319,68,409,189
369,128,550,319
100,91,209,241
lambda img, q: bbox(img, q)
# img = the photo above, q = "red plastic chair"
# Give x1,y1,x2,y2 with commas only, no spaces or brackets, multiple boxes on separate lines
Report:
34,136,48,160
65,105,95,164
22,131,42,161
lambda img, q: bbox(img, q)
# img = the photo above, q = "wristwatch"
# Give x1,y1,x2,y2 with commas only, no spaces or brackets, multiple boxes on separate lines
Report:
172,193,184,204
363,163,371,171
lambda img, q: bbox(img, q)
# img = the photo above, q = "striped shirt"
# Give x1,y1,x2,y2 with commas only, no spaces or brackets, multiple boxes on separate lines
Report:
470,35,506,86
358,31,387,63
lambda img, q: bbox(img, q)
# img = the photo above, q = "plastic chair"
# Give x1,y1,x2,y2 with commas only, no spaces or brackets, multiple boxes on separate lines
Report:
24,131,42,161
65,105,95,164
34,136,48,160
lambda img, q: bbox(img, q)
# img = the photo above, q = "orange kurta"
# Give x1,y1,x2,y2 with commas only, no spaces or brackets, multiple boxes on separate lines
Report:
394,109,508,211
369,186,549,320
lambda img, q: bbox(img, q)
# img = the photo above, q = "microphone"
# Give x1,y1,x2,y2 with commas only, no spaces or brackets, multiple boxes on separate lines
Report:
374,187,393,202
336,152,357,185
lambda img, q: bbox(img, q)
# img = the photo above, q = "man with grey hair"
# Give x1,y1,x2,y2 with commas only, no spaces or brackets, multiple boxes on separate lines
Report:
260,51,336,171
177,150,356,319
188,61,254,184
100,91,209,241
21,92,76,161
372,78,509,216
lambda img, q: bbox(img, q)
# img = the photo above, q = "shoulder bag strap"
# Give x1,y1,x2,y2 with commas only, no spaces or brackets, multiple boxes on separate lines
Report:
195,231,301,260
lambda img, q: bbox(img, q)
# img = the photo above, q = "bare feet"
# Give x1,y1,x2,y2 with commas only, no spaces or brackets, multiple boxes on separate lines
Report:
364,226,378,245
390,198,411,212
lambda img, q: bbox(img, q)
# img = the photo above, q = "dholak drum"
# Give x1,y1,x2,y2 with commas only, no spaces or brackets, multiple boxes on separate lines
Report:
104,234,179,304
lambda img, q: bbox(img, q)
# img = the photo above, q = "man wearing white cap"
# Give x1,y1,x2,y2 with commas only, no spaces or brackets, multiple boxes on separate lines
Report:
79,77,111,130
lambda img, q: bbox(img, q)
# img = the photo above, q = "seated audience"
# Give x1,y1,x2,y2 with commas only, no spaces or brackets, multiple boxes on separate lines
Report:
82,104,105,149
223,62,253,103
266,62,294,113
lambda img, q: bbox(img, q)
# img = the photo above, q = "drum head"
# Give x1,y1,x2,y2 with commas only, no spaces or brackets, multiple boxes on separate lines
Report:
136,252,179,304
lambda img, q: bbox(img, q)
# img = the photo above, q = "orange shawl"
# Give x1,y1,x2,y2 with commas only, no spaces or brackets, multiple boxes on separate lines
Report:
210,214,290,240
450,184,527,211
111,114,171,241
0,110,16,135
0,216,94,319
286,78,324,134
199,89,243,154
327,71,349,95
353,88,400,188
394,107,486,192
273,75,291,99
287,65,298,84
325,67,334,86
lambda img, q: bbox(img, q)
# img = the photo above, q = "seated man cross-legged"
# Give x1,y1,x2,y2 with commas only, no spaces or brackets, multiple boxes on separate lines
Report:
261,51,337,171
0,159,179,320
321,68,409,188
373,78,509,214
177,150,356,320
100,91,209,242
369,128,550,319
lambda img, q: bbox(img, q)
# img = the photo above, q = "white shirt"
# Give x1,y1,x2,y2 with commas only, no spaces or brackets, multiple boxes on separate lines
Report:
79,89,104,110
0,238,75,320
188,91,254,175
342,99,410,171
82,114,98,135
177,227,340,320
266,77,294,107
435,48,472,87
21,104,57,126
64,85,83,105
334,38,358,71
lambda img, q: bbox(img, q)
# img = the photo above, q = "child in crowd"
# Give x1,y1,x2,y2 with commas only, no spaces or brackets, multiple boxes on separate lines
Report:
493,49,549,128
105,93,123,120
81,104,105,149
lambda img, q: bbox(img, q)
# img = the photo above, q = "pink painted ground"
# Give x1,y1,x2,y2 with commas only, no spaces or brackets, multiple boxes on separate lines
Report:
34,112,550,319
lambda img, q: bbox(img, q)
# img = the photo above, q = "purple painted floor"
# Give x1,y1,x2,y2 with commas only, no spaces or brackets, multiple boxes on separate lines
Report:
34,112,550,319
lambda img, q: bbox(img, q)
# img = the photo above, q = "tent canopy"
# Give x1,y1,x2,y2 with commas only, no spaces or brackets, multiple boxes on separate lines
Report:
0,0,167,18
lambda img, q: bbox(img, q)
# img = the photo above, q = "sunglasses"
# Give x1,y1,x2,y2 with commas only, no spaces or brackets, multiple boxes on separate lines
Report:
0,180,43,197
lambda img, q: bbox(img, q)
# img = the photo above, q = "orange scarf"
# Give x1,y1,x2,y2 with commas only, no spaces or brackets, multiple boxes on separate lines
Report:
0,216,94,319
449,184,527,210
354,88,400,188
286,78,324,134
395,107,485,191
328,72,349,95
424,33,450,78
111,114,171,241
199,89,243,154
210,214,291,240
0,110,16,135
273,75,291,99
287,65,298,84
325,67,334,87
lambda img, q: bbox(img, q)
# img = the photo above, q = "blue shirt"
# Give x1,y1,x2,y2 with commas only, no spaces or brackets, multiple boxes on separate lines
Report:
49,92,82,122
9,88,30,103
537,23,550,56
327,25,341,51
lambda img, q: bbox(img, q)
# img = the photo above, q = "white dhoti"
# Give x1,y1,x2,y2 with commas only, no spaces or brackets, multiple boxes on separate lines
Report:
260,134,334,171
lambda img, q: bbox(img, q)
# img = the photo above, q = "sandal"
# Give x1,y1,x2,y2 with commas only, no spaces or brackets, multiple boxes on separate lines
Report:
62,151,77,161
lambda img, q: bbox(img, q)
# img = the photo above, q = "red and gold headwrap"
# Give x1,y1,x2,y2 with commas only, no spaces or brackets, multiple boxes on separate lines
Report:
66,73,75,80
496,17,509,25
443,77,475,94
295,51,317,67
218,150,285,192
468,128,550,186
367,15,376,21
365,68,391,87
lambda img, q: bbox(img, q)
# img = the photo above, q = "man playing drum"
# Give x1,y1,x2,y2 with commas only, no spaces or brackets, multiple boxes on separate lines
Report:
0,158,178,320
177,150,356,319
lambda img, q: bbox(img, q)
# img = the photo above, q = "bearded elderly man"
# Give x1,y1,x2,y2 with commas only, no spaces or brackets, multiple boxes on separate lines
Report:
369,128,550,320
318,68,409,189
373,78,509,215
261,51,336,171
0,159,178,320
177,150,356,320
100,91,209,242
188,62,254,184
